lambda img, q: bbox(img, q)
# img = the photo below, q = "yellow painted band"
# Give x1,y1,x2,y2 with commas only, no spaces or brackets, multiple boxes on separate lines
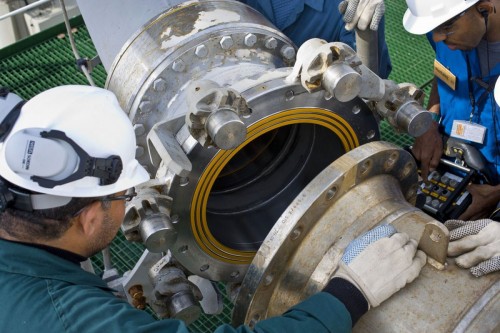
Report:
191,108,359,264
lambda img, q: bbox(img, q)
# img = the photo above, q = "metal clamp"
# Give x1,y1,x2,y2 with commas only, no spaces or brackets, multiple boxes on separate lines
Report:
186,80,250,150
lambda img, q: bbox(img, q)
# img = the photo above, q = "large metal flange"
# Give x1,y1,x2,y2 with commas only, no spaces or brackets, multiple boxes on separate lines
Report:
101,0,296,176
232,140,422,325
231,140,499,333
167,72,380,284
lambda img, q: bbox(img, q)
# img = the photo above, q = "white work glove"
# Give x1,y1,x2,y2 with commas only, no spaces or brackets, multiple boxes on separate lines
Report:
338,0,385,31
444,219,500,277
334,225,426,307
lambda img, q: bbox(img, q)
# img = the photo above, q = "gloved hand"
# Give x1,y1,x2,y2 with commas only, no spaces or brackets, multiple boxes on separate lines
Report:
444,219,500,277
334,224,426,307
338,0,385,31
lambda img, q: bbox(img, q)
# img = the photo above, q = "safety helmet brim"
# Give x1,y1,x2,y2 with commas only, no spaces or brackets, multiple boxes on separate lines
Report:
0,85,150,198
403,0,479,35
495,81,500,106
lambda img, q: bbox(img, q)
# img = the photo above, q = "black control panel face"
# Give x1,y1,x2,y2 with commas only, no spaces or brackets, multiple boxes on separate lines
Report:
420,169,472,221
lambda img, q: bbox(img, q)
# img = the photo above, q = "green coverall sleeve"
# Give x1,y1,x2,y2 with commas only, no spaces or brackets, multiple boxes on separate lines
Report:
214,292,352,333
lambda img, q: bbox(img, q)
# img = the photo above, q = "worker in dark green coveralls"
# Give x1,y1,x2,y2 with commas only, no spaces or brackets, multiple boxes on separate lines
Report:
0,85,425,333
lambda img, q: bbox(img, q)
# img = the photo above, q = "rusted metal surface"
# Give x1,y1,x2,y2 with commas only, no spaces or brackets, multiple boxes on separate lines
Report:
128,284,147,310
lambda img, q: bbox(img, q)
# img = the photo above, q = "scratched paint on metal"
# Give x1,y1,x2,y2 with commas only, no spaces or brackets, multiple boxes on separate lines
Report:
161,9,241,50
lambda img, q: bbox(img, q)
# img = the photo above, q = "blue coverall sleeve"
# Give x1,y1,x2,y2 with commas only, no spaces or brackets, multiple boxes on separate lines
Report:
237,0,305,31
237,0,392,79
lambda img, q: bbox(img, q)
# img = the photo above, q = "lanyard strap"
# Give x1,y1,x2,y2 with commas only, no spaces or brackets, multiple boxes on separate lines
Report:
465,54,476,123
465,55,499,123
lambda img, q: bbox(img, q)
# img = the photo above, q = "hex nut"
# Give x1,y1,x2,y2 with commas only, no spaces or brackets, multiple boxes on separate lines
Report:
244,33,257,47
172,60,186,72
153,78,167,92
136,145,145,157
265,37,278,49
195,44,208,58
134,123,146,136
139,101,152,113
281,45,296,60
220,36,234,50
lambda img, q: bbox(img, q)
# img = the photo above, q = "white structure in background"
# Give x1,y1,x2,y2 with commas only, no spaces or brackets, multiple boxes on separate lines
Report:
24,0,79,35
0,1,16,48
0,0,80,49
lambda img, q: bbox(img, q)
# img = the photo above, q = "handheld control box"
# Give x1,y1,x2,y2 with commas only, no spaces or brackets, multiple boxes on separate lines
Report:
418,159,475,222
408,137,491,222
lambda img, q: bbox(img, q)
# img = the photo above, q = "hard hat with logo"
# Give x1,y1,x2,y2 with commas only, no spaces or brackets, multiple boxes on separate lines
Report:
0,85,150,208
403,0,480,35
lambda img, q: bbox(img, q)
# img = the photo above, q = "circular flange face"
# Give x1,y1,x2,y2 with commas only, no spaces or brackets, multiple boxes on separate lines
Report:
168,76,380,282
191,108,360,258
231,140,419,325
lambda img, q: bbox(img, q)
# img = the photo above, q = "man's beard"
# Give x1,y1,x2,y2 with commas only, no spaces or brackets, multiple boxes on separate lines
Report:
87,211,118,257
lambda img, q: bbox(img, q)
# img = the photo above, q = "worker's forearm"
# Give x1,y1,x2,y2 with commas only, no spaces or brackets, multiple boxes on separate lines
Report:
249,292,354,333
427,77,440,114
250,278,368,332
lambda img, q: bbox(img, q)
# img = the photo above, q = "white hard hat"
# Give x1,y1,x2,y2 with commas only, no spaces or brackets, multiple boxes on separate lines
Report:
0,88,23,141
0,88,23,121
403,0,479,35
495,80,500,106
0,85,150,199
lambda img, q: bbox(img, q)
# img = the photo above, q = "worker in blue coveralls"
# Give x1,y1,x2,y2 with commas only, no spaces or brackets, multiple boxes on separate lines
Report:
328,0,500,281
237,0,392,79
403,0,500,277
404,0,500,220
0,84,425,332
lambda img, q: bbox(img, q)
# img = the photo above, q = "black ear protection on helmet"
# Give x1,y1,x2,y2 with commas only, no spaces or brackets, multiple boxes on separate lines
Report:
0,88,123,213
30,130,123,189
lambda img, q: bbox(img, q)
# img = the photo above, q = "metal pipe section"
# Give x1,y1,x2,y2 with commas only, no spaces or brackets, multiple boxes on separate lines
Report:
232,141,499,332
77,0,380,285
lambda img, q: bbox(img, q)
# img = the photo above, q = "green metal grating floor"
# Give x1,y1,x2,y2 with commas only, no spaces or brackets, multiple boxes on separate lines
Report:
0,1,436,331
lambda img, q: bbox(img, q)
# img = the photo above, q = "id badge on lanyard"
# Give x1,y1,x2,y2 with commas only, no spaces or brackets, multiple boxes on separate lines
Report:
450,120,487,144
